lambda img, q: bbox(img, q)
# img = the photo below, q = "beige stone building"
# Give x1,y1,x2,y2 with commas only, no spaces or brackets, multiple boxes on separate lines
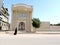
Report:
0,7,9,30
11,4,33,32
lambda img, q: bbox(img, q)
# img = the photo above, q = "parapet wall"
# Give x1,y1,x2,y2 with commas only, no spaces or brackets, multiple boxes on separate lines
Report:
50,26,60,31
36,22,60,32
36,22,50,31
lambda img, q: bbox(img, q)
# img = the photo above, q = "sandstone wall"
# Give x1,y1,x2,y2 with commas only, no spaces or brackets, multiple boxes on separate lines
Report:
34,22,50,31
50,26,60,31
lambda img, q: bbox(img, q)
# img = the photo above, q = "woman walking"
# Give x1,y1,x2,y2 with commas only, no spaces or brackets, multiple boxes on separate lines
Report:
14,28,17,35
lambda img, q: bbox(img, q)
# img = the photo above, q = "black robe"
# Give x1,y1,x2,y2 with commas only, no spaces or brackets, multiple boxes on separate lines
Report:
14,28,17,35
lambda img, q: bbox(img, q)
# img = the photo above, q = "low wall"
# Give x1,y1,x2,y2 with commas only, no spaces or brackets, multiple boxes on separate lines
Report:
36,22,50,31
50,26,60,31
36,26,60,32
36,22,60,32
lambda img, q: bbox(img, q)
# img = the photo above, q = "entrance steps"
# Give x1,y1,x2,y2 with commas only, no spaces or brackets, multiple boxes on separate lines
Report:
0,31,6,34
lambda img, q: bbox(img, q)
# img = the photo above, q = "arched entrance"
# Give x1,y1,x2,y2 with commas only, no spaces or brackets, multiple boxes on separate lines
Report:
18,22,25,31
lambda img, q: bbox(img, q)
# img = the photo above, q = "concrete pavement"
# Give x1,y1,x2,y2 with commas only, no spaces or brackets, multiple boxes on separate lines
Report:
0,34,60,45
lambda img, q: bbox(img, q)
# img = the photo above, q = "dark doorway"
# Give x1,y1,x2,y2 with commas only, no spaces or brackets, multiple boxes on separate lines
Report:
19,22,25,31
0,27,2,30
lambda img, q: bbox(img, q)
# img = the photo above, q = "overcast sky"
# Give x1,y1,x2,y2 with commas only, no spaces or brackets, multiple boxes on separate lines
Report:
4,0,60,24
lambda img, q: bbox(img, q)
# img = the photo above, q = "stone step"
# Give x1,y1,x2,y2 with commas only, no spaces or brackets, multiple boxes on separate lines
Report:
6,31,27,34
0,32,6,34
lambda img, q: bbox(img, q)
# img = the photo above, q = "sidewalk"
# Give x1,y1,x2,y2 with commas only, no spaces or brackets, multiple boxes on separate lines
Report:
0,33,60,45
36,31,60,34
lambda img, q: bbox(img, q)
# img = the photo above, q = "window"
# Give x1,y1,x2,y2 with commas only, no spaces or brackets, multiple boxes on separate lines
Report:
19,13,26,18
0,22,1,26
0,17,2,21
0,13,1,15
0,11,1,15
0,17,2,19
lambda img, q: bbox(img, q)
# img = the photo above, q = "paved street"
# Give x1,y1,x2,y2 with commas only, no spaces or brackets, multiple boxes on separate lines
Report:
0,34,60,45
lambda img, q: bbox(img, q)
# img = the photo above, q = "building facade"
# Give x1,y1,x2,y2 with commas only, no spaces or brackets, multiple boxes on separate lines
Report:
0,1,9,30
11,4,33,32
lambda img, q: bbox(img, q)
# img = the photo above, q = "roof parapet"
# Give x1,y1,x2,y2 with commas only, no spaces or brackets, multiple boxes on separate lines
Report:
12,3,33,8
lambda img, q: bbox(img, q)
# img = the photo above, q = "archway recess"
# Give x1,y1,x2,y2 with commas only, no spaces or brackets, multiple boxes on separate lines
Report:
18,22,25,31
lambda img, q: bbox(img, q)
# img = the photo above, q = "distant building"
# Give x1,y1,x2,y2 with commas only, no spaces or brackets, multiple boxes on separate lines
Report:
0,1,9,30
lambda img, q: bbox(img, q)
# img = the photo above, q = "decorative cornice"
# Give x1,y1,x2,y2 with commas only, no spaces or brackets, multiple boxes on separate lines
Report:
12,3,33,8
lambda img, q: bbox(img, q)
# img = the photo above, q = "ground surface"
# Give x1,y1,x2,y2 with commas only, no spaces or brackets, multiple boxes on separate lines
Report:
0,33,60,45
